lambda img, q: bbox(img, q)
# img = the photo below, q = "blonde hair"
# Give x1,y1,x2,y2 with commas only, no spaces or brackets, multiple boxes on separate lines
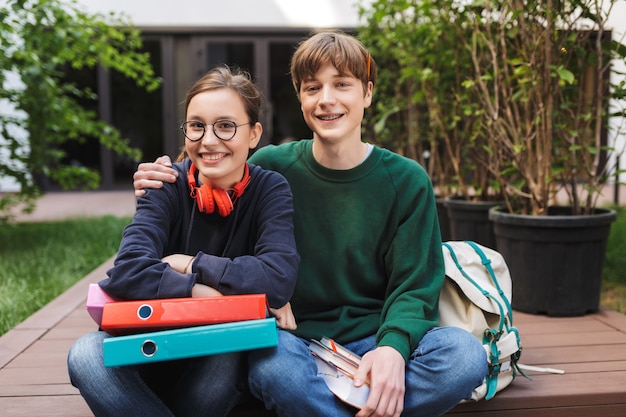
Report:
290,31,377,97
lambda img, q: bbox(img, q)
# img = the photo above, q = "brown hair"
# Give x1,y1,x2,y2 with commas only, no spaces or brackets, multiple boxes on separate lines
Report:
184,66,262,123
290,31,377,97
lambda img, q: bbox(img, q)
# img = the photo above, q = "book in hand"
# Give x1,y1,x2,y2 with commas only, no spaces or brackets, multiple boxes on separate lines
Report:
86,283,117,326
103,317,278,367
100,293,269,335
308,337,370,409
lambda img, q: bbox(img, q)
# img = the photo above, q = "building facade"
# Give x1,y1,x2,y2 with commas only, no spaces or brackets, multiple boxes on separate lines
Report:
70,0,366,188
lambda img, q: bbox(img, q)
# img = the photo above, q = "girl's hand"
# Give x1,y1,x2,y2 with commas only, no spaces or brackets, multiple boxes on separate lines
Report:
270,302,297,330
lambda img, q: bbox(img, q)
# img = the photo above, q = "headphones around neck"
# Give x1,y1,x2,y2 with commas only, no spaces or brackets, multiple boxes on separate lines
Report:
187,163,251,217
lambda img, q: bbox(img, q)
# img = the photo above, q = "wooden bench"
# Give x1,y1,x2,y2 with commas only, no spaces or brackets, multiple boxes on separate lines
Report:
1,257,625,416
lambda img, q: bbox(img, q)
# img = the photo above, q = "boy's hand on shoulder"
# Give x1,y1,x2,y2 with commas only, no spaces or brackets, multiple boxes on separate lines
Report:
133,155,177,197
355,346,405,417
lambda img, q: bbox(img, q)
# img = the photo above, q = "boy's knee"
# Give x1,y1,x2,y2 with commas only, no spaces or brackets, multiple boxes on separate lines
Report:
445,327,488,381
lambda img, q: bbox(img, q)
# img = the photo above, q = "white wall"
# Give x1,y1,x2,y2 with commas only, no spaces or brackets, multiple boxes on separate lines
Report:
78,0,368,29
0,59,28,193
607,1,626,183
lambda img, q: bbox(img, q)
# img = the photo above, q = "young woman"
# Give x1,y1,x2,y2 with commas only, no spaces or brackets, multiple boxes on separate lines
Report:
67,66,299,417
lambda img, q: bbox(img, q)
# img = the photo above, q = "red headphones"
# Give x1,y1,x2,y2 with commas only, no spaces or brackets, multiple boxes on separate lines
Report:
187,163,251,217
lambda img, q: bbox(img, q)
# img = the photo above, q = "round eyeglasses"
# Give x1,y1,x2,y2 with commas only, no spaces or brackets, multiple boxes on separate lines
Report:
180,120,252,142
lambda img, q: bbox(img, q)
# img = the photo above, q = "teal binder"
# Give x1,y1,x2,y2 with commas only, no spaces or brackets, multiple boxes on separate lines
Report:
103,318,278,367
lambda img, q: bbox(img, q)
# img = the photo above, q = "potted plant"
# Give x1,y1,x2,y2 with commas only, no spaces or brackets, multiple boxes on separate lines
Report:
359,0,503,246
461,0,626,315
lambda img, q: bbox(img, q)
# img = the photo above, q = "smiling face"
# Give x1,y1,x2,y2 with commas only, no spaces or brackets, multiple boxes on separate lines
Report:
299,62,372,145
185,88,262,190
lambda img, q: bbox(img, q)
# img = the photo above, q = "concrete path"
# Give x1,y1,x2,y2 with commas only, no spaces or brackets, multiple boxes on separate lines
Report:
11,190,137,222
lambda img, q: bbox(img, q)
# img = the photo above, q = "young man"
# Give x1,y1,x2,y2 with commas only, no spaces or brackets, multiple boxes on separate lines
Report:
134,31,487,417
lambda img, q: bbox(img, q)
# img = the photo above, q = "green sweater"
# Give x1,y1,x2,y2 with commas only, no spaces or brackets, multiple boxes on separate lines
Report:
249,140,444,360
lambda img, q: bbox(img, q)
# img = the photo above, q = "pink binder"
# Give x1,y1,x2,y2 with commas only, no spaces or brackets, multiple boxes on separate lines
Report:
86,283,116,325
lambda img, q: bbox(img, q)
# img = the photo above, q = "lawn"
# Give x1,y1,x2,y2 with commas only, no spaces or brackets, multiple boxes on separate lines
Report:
0,216,131,336
601,205,626,313
0,209,625,337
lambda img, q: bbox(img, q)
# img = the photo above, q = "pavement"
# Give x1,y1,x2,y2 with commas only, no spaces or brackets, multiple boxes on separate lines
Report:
5,183,625,223
9,189,138,222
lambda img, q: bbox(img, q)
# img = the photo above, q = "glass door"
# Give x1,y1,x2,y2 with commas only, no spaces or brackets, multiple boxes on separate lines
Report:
191,36,311,148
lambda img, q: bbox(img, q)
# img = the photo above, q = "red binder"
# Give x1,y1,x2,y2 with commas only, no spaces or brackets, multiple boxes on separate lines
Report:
101,294,269,335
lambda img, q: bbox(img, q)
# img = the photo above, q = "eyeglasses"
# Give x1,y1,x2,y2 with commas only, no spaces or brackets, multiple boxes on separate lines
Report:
180,120,252,142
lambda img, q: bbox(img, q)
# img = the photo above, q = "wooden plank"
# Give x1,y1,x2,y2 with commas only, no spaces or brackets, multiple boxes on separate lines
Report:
447,404,626,417
454,370,626,410
595,308,626,332
522,330,626,347
0,395,93,417
550,360,626,373
0,366,71,387
517,318,614,335
0,329,43,369
521,344,626,365
42,325,95,342
4,339,75,369
0,382,79,397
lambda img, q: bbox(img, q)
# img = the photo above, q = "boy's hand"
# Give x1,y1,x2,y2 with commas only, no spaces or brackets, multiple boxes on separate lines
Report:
133,155,177,197
354,346,405,417
270,302,297,330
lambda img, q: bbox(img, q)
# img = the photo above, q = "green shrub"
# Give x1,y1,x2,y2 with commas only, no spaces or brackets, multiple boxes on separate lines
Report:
604,206,626,284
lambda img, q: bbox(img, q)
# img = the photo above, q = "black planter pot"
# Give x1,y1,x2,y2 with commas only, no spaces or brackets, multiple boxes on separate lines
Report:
436,198,452,242
443,198,502,249
489,206,617,316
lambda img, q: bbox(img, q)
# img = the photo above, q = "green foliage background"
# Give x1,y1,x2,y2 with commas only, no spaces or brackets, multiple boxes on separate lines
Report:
0,0,160,220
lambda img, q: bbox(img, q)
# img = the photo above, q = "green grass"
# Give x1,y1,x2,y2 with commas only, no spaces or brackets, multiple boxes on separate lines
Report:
0,208,624,337
603,206,626,283
601,205,626,313
0,216,131,336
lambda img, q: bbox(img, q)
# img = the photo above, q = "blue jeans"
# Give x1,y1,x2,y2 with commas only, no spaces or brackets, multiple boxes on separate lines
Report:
248,327,488,417
67,331,246,417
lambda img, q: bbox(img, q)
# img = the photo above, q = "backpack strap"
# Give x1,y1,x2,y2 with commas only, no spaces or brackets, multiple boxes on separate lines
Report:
466,241,515,323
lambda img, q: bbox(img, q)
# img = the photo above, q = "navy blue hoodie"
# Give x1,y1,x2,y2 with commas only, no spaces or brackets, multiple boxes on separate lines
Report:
100,158,299,308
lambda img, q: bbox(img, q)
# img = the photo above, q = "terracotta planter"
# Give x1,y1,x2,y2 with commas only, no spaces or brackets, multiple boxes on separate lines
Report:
489,206,616,316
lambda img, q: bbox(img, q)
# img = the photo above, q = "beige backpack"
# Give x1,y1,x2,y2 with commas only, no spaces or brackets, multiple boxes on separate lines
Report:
439,241,528,400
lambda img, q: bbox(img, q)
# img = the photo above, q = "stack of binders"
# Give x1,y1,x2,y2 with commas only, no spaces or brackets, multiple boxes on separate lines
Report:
85,284,278,367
